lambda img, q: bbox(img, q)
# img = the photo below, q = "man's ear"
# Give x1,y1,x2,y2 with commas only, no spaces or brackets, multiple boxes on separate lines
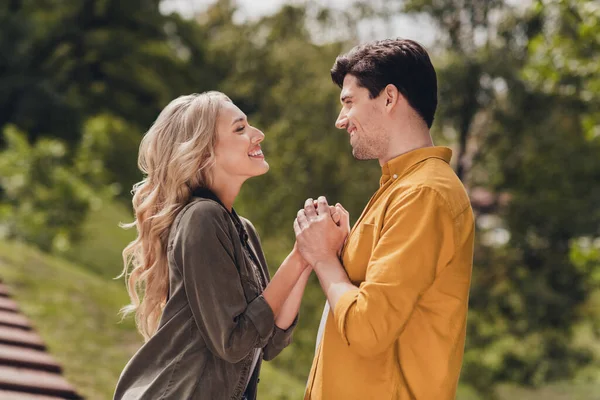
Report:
383,84,400,112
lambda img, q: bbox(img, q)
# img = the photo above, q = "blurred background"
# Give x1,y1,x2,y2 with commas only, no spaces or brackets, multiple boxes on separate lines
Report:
0,0,598,399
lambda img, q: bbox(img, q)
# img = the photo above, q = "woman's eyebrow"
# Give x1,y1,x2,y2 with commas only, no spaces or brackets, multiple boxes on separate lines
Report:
231,116,247,126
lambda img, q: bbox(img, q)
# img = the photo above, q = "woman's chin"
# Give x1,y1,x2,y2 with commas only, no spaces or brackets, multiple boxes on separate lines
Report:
248,161,269,178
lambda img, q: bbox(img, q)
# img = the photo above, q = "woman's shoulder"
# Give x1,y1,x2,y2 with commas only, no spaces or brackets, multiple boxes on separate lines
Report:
178,198,230,227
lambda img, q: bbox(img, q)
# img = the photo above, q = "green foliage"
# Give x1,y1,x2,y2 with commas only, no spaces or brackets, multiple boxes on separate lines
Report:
400,0,600,393
522,0,600,141
75,114,143,199
0,0,210,143
0,125,97,252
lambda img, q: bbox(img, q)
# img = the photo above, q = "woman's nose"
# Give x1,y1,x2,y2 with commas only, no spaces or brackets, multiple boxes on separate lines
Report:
252,127,265,144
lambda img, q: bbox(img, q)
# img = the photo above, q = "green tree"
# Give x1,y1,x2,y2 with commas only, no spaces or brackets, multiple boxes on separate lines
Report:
0,0,212,144
0,125,99,252
394,0,600,393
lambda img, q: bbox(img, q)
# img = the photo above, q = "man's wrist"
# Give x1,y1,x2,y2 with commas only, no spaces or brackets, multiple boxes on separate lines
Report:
313,254,340,271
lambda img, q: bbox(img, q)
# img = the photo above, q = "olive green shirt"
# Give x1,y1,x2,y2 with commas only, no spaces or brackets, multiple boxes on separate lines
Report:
114,196,297,400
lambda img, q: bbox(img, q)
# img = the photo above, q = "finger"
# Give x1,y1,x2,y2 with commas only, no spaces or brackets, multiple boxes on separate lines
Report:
329,205,341,224
331,210,341,225
293,218,301,236
304,198,317,218
337,204,350,231
336,202,349,215
297,209,309,229
316,196,329,215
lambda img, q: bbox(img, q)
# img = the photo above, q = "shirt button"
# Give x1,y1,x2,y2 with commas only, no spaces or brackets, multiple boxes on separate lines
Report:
393,174,398,179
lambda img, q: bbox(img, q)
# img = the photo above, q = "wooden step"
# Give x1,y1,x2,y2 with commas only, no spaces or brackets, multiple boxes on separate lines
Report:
0,326,45,350
0,297,19,313
0,344,62,373
0,366,81,399
0,311,32,330
0,390,65,399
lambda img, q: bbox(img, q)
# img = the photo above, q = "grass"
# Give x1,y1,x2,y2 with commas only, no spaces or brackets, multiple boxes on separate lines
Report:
63,198,136,279
0,240,140,399
496,382,600,400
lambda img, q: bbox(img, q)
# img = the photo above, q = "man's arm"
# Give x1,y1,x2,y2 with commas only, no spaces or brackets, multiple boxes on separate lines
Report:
311,256,355,311
295,189,455,358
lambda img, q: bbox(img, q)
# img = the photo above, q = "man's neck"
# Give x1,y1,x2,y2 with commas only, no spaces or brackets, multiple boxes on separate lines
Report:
378,112,433,166
379,135,434,166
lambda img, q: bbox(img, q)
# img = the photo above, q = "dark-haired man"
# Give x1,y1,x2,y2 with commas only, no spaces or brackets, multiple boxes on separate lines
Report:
293,39,475,399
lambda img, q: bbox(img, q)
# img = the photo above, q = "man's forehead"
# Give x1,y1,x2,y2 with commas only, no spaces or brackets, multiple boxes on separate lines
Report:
340,75,361,98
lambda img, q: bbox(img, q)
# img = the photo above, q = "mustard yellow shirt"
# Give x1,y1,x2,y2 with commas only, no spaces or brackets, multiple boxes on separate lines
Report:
305,147,475,400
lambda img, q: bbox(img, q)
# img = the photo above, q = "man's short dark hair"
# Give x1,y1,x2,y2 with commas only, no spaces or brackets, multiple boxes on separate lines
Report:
331,38,437,128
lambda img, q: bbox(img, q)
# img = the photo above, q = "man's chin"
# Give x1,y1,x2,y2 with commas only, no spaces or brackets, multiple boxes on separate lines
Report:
351,147,371,161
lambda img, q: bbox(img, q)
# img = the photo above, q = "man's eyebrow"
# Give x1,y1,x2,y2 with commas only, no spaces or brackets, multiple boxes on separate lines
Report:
340,94,353,102
231,116,247,126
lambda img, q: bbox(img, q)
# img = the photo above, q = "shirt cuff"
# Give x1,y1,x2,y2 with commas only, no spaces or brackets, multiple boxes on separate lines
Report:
272,313,299,345
246,294,276,340
333,288,360,346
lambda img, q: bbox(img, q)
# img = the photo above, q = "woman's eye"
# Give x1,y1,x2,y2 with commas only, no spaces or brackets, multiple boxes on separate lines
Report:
235,125,245,132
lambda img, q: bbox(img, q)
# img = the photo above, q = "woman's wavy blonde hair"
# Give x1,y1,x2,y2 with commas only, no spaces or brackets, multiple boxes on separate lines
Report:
119,91,231,341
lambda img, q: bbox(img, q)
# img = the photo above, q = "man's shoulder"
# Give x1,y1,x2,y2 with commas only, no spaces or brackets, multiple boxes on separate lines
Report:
392,165,471,217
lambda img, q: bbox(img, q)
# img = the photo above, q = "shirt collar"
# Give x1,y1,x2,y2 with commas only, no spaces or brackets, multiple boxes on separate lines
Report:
380,146,453,186
191,186,249,242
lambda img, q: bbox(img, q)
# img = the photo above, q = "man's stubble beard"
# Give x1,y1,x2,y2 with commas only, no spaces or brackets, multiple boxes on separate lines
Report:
351,128,389,161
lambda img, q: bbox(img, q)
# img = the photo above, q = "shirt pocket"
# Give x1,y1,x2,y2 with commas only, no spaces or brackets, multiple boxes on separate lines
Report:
343,222,377,283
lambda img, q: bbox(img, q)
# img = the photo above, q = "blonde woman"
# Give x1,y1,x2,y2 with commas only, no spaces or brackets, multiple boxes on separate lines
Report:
114,92,343,400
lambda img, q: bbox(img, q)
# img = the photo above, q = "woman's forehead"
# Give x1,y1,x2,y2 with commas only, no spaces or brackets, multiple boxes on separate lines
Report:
220,101,245,121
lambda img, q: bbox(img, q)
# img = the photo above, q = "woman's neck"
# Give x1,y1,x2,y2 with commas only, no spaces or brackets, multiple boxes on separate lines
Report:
208,171,244,212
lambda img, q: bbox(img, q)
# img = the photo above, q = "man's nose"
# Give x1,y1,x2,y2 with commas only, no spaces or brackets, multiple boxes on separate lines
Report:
335,111,348,130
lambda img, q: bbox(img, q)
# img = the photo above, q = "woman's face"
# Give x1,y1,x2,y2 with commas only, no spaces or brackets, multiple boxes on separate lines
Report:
213,101,269,182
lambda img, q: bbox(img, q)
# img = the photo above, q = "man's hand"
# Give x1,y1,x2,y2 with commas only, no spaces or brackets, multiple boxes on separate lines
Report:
293,196,349,268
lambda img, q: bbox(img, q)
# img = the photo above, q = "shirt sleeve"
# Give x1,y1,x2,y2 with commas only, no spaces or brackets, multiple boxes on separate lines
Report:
262,314,299,361
333,187,455,357
239,217,299,361
175,201,275,364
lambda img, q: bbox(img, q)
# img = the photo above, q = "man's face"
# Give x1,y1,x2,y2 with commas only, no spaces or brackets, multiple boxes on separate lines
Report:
335,75,388,160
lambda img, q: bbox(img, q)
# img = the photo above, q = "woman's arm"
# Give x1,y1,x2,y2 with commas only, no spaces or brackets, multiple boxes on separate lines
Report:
261,248,311,361
261,247,308,320
274,255,311,329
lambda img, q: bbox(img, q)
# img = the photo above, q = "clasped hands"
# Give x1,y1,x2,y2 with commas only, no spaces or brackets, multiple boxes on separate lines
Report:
293,196,350,271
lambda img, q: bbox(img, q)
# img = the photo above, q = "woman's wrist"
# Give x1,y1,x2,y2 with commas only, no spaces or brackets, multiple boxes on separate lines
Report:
290,245,310,270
